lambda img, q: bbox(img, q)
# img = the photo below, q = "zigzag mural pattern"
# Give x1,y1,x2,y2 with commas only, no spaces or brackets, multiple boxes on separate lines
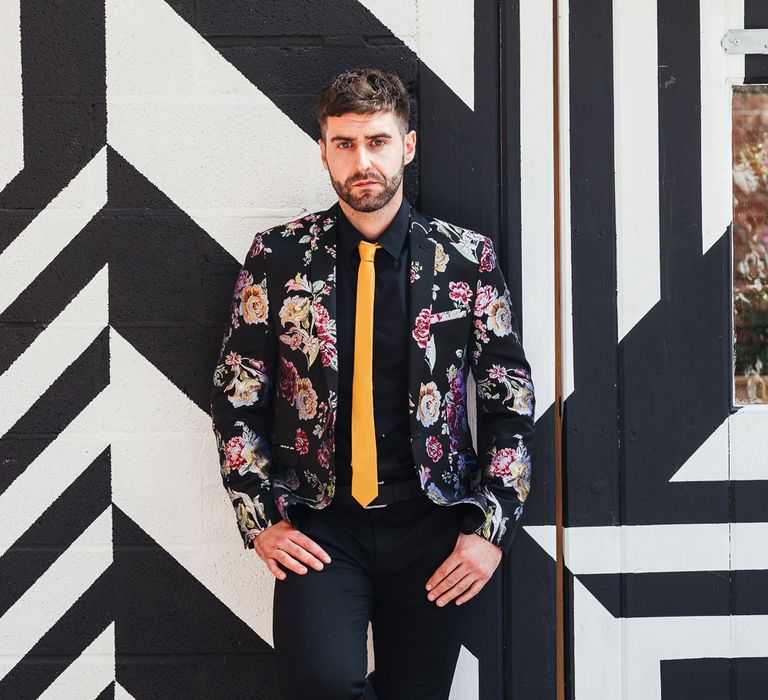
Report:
0,1,556,698
551,0,768,698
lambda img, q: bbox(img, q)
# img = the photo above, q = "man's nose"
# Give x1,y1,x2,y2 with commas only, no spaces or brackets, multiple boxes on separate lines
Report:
355,146,372,171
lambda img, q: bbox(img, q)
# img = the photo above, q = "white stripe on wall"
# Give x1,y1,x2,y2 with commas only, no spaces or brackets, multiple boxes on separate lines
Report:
0,507,113,682
700,0,744,255
38,623,115,700
105,0,335,262
0,388,111,556
357,0,475,110
520,0,557,417
557,0,575,404
108,328,277,647
528,522,768,573
670,406,768,482
573,578,768,700
0,149,108,316
613,0,661,340
0,0,23,192
0,266,109,438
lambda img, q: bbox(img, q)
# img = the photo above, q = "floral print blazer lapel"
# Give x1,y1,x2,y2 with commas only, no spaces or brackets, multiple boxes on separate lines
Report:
210,202,536,555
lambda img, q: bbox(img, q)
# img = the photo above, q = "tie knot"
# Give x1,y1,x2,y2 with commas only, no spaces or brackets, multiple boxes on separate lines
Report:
358,240,380,262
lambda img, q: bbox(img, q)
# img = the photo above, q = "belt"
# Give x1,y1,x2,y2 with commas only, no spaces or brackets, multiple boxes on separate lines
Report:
333,475,423,508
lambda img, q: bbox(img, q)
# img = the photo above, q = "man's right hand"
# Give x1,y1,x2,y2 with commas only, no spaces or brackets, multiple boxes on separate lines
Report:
252,520,333,580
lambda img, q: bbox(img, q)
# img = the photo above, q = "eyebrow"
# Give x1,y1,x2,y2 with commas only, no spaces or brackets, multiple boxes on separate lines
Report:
329,132,393,143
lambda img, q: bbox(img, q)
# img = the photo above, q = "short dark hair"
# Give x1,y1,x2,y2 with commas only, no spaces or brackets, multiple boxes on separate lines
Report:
315,68,410,139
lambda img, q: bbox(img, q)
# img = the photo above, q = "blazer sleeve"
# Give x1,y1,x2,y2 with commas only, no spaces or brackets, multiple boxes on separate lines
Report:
465,234,536,554
210,229,282,550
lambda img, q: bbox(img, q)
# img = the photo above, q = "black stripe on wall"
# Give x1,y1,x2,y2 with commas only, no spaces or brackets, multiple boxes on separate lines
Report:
0,0,106,252
0,568,113,700
0,450,111,618
577,569,768,619
0,331,109,494
745,0,768,82
112,507,280,699
164,0,421,206
662,657,768,700
564,0,619,532
618,0,731,526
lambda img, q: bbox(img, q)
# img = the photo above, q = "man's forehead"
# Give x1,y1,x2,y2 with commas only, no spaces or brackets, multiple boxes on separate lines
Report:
324,110,399,136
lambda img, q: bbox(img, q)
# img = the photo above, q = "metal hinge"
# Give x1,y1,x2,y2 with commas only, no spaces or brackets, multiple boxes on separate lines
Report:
722,29,768,54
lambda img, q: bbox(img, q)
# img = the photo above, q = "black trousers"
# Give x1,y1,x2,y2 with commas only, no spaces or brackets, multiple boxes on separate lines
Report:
272,493,478,700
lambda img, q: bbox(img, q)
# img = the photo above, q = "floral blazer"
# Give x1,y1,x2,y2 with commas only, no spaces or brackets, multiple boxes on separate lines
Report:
209,202,536,554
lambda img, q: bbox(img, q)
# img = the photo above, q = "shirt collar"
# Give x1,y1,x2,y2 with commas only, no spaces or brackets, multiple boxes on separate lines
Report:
336,196,411,261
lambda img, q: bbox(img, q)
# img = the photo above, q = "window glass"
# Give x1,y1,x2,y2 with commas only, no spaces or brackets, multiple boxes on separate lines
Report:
733,85,768,405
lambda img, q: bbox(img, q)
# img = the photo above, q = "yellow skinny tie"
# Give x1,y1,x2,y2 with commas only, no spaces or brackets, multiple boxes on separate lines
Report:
351,239,381,507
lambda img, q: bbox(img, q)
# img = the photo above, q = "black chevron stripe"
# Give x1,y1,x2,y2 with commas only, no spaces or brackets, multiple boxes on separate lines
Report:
104,147,238,414
0,219,111,374
95,682,115,699
112,506,280,699
0,0,106,254
0,567,113,700
0,449,111,617
163,0,421,204
0,329,109,494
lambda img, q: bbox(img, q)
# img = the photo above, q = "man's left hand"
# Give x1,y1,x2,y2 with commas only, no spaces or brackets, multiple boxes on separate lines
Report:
425,533,503,607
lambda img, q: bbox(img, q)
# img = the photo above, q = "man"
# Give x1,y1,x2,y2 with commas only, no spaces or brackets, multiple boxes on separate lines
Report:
210,68,535,699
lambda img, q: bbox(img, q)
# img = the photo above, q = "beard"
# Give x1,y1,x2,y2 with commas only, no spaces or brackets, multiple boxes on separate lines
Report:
329,157,405,213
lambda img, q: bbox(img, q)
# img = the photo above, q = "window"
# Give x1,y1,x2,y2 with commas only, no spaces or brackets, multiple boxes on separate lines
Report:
732,85,768,404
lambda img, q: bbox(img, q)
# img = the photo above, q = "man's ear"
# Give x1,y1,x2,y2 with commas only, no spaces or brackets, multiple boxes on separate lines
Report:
404,130,417,166
318,137,328,171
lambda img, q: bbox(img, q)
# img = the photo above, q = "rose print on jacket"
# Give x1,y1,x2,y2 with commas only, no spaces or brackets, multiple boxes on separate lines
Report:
417,382,442,427
295,428,310,455
279,358,318,420
215,422,270,480
412,308,431,348
425,435,443,462
486,438,531,521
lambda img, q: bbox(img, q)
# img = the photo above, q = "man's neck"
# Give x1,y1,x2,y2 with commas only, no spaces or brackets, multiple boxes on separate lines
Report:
338,189,404,241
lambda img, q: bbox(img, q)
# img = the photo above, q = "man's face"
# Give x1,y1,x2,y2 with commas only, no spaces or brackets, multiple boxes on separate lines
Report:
318,110,416,213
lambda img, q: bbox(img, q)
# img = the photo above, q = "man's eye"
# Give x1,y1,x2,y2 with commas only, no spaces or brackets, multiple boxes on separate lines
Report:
338,142,351,149
372,140,385,146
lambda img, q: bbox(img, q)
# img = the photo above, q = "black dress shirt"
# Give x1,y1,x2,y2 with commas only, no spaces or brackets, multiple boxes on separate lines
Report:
334,197,415,487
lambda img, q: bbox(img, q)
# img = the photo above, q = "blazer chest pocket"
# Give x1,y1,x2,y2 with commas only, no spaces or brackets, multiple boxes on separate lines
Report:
270,443,299,468
430,307,468,324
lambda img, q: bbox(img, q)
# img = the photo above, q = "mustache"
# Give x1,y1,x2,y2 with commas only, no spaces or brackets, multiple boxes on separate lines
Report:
349,174,384,186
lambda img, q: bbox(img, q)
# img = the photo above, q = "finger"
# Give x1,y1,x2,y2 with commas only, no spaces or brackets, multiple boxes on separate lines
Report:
454,578,485,606
265,558,287,581
425,555,463,593
282,539,326,571
435,572,476,607
274,548,309,575
290,532,332,565
427,564,470,602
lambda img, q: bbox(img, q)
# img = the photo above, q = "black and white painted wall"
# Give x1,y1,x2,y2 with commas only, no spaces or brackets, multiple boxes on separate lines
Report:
527,0,768,698
1,0,764,698
0,1,555,698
